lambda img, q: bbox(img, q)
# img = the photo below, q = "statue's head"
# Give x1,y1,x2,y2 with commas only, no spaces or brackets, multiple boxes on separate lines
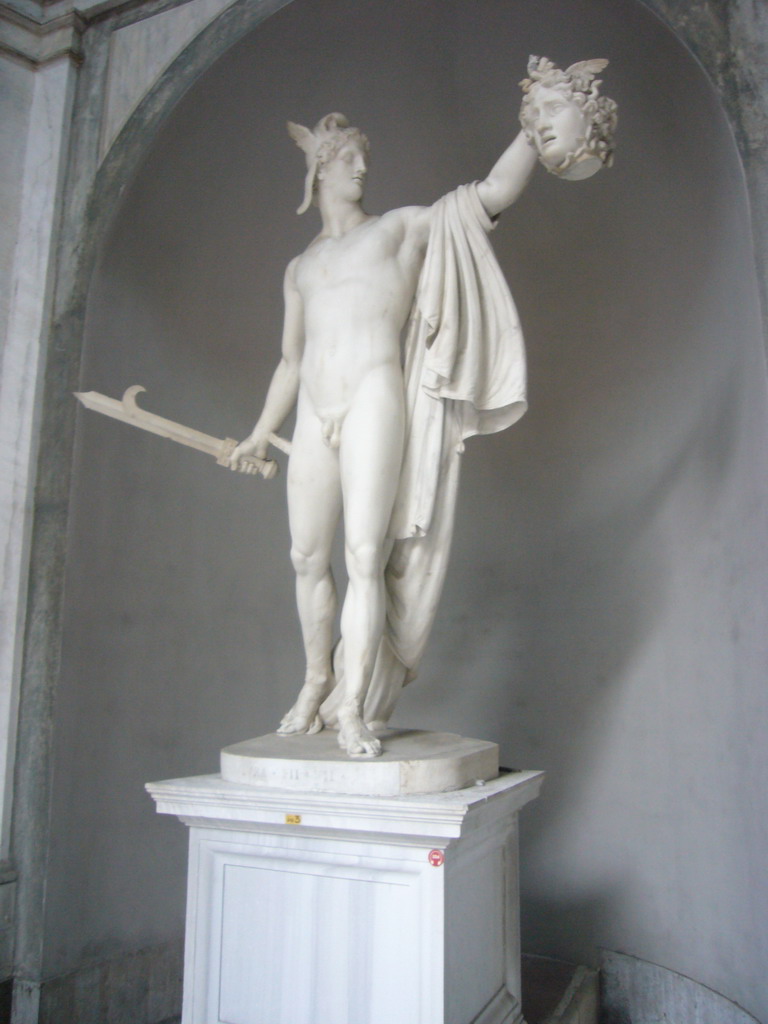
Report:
287,113,371,214
519,57,618,180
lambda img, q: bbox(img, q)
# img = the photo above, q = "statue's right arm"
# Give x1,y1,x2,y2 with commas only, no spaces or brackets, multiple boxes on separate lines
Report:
476,131,538,218
228,259,303,471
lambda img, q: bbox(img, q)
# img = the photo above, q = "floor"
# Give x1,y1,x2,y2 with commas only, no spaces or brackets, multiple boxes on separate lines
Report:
0,954,589,1023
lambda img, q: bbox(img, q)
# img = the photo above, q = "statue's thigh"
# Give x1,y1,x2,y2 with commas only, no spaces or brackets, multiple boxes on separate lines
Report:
340,373,405,546
287,414,341,556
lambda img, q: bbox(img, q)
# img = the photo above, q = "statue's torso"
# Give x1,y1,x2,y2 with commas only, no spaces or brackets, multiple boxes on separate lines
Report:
294,208,429,418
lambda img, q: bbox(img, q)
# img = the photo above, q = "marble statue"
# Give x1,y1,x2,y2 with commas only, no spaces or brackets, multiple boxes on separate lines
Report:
520,56,618,179
228,58,617,757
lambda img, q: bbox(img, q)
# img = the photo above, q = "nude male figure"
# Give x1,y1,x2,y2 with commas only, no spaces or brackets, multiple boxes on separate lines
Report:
229,59,616,758
228,110,539,757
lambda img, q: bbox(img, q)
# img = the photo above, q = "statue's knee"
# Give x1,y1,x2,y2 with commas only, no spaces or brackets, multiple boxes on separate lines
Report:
345,541,382,581
291,545,322,577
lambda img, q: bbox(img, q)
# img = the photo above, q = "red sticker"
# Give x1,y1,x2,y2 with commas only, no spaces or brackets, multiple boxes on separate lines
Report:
428,849,445,867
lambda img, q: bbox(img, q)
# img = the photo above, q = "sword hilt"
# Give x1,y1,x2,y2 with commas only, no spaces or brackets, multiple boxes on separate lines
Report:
219,438,278,480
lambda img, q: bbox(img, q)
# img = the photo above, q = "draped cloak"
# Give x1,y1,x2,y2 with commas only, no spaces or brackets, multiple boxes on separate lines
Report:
320,183,527,727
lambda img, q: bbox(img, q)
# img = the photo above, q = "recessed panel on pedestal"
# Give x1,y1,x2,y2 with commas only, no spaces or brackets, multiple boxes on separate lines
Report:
216,850,421,1024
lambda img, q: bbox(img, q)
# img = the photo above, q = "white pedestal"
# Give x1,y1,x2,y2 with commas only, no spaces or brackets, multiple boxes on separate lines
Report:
147,764,543,1024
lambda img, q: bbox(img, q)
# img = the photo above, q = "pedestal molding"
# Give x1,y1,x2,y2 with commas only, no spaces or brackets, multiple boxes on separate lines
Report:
147,769,544,839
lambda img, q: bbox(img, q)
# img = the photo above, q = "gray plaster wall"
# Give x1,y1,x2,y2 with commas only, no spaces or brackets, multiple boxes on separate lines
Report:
40,0,768,1020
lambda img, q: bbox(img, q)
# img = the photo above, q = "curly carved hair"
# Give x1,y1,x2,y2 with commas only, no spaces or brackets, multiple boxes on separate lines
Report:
519,56,618,170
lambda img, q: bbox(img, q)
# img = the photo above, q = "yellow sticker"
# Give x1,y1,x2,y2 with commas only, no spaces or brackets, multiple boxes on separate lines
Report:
285,814,301,825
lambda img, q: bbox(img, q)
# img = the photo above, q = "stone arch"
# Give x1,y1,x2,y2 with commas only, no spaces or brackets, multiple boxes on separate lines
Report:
638,0,768,348
46,0,768,376
51,0,768,354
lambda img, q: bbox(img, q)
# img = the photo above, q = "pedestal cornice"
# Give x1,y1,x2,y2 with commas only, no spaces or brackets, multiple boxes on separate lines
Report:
147,769,545,843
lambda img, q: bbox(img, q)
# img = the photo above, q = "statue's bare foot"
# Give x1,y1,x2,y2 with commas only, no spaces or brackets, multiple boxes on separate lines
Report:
277,680,330,736
337,708,382,758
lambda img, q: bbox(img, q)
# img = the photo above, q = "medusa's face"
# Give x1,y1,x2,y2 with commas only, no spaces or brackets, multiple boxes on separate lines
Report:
525,85,591,168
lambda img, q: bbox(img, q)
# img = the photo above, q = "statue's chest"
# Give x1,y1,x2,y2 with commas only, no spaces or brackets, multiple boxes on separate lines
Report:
297,226,397,293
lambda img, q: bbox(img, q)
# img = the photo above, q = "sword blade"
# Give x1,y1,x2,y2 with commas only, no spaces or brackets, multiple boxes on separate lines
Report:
75,387,225,457
74,386,282,479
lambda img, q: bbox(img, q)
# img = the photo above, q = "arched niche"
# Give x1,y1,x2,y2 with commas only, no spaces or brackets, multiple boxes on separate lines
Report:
17,0,768,1021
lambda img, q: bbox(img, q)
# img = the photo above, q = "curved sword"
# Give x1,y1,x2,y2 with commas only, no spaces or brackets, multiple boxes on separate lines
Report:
74,386,291,480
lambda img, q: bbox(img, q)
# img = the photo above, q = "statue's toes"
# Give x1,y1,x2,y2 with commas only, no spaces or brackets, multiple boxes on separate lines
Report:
350,741,380,758
277,709,301,734
306,714,324,735
277,709,324,736
341,731,382,758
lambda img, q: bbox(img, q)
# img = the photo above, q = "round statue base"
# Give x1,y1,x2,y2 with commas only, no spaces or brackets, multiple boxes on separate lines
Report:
220,728,499,796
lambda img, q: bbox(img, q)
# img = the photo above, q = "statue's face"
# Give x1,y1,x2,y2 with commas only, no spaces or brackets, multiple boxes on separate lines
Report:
317,139,368,203
526,85,591,169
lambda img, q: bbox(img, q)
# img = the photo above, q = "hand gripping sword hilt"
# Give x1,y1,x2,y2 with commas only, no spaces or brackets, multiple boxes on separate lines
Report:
219,438,278,480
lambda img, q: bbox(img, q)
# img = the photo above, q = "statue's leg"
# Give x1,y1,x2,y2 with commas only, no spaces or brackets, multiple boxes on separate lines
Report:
277,401,342,736
337,366,405,757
